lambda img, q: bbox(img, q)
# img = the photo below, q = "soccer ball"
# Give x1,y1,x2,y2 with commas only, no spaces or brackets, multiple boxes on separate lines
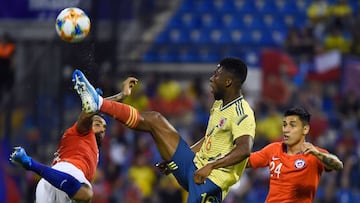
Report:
55,7,90,43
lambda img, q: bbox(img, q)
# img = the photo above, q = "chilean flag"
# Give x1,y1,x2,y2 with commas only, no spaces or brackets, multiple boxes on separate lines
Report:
307,50,341,81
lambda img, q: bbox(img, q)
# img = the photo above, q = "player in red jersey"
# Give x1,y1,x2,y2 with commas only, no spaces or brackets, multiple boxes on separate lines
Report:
248,106,343,203
10,75,137,203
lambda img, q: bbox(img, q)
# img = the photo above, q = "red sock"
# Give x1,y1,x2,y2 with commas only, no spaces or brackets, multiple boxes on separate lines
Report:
100,100,140,128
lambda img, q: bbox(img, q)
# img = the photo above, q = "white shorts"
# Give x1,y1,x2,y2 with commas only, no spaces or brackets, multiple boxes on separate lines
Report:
35,162,91,203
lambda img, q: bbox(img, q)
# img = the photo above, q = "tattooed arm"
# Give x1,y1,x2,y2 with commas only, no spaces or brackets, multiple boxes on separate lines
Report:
301,142,343,170
105,77,138,102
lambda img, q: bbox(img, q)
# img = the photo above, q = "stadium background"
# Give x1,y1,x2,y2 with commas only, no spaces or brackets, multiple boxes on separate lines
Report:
1,0,360,202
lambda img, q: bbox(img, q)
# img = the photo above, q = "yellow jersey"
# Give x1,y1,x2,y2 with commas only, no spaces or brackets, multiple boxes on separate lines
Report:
193,96,256,198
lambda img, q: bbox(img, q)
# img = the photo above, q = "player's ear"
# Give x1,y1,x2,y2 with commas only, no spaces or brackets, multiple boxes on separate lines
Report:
303,124,310,136
225,78,232,87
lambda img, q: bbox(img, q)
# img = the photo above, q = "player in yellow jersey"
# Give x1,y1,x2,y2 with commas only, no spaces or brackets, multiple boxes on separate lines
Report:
74,57,256,203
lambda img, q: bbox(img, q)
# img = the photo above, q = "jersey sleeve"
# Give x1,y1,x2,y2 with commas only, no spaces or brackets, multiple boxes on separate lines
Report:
232,111,256,140
249,143,275,168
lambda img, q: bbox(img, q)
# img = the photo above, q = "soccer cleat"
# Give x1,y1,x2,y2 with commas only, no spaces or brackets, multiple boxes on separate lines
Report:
72,69,100,113
95,88,103,96
10,147,32,170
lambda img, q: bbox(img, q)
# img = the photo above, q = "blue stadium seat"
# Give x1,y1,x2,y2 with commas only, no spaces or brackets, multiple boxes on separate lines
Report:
155,31,171,44
222,14,243,29
349,0,359,13
214,0,235,13
294,0,311,13
178,46,199,62
157,46,179,62
145,0,312,62
254,0,277,12
221,47,245,59
189,29,212,44
195,0,217,12
250,29,275,45
233,0,256,12
200,13,222,29
239,13,264,29
167,13,201,29
230,29,252,44
209,29,232,44
274,0,298,13
178,0,196,12
143,49,159,62
261,14,287,30
244,49,261,66
168,29,190,44
198,48,221,62
156,29,192,44
281,12,307,28
271,29,287,45
166,15,182,29
183,13,202,28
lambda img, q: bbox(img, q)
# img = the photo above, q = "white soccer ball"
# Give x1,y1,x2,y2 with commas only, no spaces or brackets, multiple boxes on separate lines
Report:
55,7,91,43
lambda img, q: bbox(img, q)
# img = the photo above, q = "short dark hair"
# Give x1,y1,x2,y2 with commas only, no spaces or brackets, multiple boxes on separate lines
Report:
92,113,106,122
219,57,248,85
284,107,311,125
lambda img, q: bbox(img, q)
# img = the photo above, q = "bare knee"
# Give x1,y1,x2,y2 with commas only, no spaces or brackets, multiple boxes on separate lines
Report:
72,184,93,202
145,111,164,120
140,111,166,128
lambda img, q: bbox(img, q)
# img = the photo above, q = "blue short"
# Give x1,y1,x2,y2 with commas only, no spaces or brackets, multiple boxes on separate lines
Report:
171,138,222,203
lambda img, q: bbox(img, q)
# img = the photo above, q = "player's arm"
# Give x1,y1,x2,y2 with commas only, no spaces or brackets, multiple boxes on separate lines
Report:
301,142,343,170
210,135,253,168
105,77,138,101
193,135,253,184
190,137,205,153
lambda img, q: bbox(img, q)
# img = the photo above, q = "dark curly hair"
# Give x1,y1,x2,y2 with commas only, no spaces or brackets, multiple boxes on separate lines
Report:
219,57,248,85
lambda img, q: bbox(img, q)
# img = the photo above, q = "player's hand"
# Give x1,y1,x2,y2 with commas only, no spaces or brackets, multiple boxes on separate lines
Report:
121,77,138,96
301,142,318,155
155,160,172,175
193,164,213,184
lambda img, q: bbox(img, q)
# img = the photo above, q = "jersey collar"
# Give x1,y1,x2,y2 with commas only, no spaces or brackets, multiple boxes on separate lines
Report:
220,95,244,111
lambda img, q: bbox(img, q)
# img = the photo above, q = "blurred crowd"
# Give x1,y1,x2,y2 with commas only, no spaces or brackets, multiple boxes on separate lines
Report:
284,0,359,59
1,0,360,203
2,65,360,203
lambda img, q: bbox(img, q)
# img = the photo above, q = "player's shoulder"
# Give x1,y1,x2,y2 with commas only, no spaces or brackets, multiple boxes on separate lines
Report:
237,97,254,114
213,100,222,108
315,145,329,154
265,142,283,150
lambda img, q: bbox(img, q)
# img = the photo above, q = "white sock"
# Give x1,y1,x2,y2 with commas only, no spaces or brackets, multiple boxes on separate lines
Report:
98,96,103,109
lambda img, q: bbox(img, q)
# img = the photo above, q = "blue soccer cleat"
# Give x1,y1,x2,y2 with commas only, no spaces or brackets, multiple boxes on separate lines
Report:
10,147,32,170
72,69,100,113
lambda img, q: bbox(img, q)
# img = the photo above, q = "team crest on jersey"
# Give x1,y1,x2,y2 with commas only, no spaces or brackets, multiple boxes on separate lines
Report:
294,159,306,169
218,118,227,128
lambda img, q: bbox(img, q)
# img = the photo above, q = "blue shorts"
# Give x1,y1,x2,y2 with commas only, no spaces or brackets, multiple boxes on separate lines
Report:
171,138,222,203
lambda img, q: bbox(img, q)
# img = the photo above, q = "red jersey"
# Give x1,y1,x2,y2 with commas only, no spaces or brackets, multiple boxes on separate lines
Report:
53,123,99,182
249,142,328,203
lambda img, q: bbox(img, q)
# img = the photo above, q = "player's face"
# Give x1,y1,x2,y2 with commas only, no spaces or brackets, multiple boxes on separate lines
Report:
92,115,106,147
209,65,228,100
282,115,308,146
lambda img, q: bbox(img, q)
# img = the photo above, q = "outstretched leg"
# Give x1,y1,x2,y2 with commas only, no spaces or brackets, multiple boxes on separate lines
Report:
10,147,93,202
101,99,180,160
138,111,180,160
73,69,181,160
